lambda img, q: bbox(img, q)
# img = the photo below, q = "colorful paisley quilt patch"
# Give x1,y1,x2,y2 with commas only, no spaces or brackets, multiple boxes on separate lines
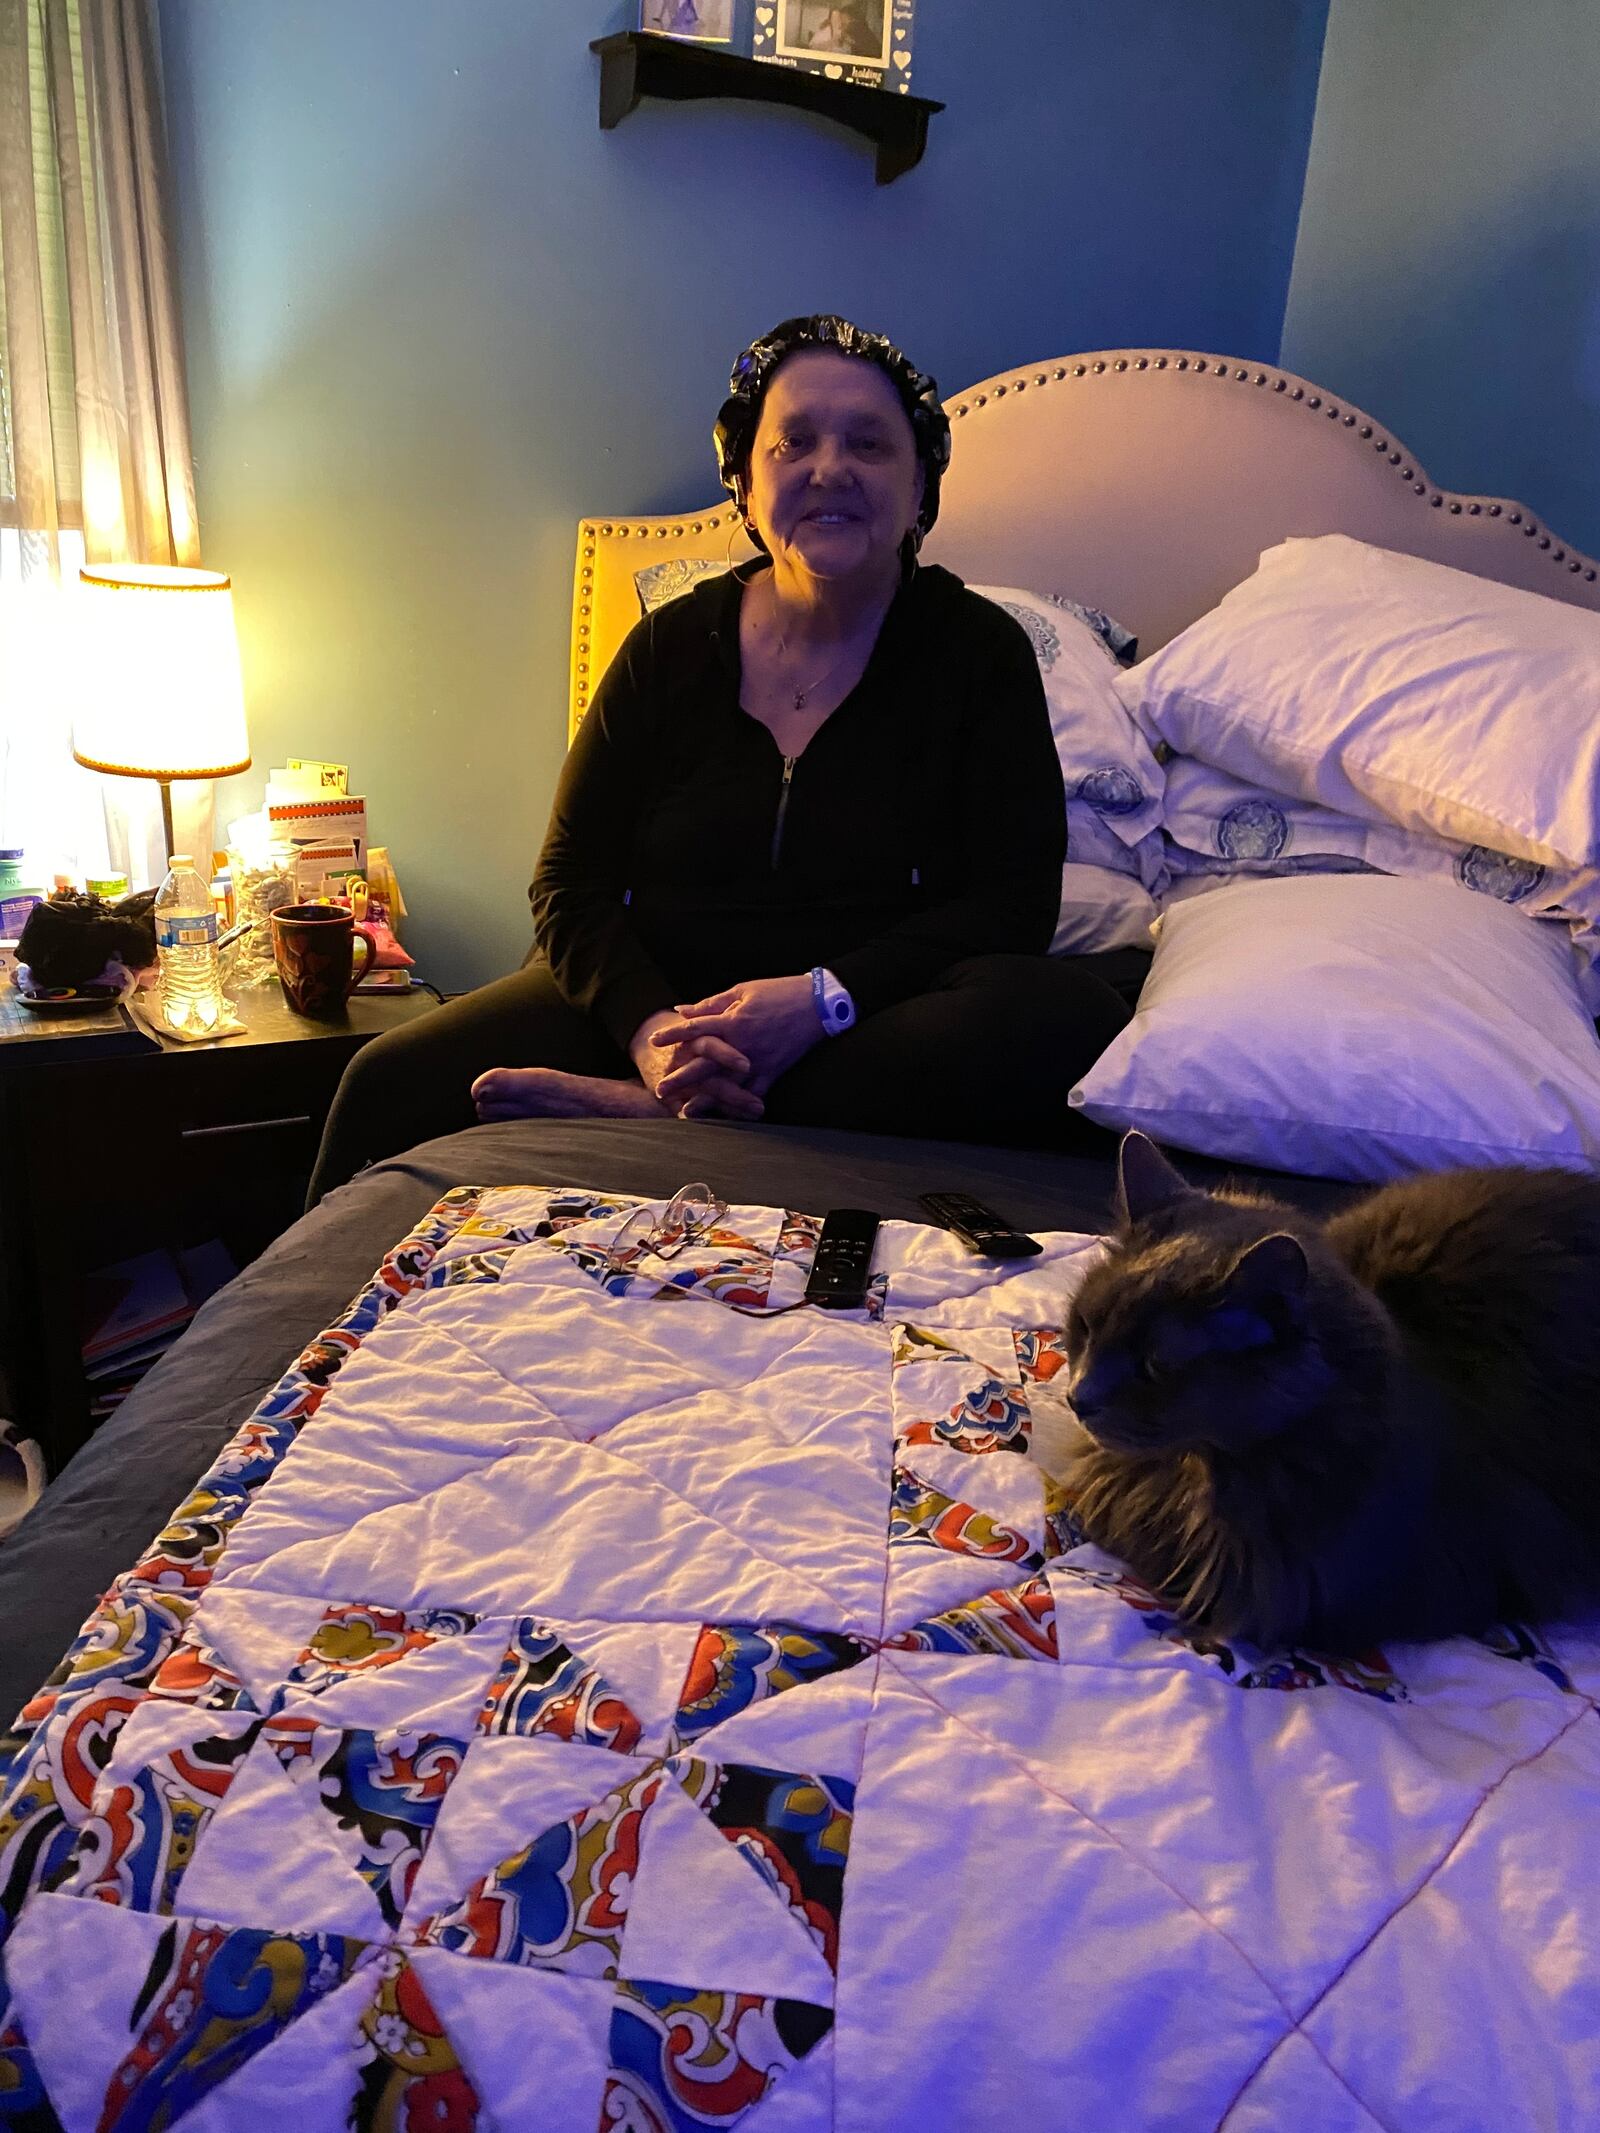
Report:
285,1604,481,1696
476,1619,646,1752
885,1574,1059,1661
891,1324,1033,1455
601,1978,832,2133
888,1465,1044,1572
265,1720,466,1929
99,1920,371,2132
671,1621,873,1746
411,1763,663,1978
349,1953,485,2132
147,1632,259,1716
667,1760,855,1976
56,1720,261,1914
12,1588,198,1746
898,1374,1032,1458
1012,1325,1071,1384
0,1689,145,1936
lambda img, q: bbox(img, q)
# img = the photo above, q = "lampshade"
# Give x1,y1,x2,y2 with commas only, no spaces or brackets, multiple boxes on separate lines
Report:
71,564,251,780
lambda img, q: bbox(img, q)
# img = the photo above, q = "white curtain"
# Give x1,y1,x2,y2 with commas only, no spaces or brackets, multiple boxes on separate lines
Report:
0,0,200,884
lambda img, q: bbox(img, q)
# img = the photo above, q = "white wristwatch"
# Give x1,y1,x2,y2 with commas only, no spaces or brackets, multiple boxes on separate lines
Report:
811,966,856,1036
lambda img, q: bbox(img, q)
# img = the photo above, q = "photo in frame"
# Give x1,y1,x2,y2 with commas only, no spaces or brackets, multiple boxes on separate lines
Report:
639,0,735,43
755,0,915,91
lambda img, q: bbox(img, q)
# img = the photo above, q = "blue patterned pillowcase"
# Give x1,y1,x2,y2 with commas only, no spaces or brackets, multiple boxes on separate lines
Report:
1161,753,1600,988
1045,595,1138,668
634,557,732,612
974,584,1164,852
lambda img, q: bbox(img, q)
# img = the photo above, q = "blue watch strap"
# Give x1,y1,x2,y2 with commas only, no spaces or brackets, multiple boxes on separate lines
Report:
811,966,856,1036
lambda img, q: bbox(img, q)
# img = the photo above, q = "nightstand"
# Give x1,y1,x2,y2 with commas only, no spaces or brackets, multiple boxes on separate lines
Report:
0,981,438,1475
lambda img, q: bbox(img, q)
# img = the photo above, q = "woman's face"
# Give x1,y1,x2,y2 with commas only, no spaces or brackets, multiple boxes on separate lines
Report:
743,349,924,588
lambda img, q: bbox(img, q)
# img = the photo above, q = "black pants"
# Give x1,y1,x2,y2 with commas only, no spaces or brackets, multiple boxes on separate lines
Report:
306,952,1146,1207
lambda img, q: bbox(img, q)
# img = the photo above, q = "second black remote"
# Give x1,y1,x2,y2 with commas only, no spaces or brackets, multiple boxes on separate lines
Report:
803,1207,881,1309
918,1191,1043,1259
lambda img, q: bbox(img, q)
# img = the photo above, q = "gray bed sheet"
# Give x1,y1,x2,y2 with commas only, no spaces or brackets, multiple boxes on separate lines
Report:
0,1117,1352,1724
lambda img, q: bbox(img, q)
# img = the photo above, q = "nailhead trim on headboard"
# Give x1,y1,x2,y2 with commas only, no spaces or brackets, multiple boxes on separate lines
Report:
944,353,1599,585
572,349,1599,726
573,507,744,722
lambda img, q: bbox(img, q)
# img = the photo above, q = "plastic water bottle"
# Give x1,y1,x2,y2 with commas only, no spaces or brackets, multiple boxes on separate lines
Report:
154,854,226,1034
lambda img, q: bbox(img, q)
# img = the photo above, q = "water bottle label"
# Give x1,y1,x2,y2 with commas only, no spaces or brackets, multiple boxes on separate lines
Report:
157,914,218,950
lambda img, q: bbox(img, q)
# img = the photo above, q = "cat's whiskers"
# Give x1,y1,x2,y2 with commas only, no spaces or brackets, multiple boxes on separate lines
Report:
1155,1501,1225,1618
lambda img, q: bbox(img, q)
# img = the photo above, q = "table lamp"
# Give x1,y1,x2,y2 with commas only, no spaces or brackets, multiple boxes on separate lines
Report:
71,563,251,863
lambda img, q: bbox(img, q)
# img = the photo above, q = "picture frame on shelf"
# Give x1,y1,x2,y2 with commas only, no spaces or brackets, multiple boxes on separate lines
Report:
639,0,735,43
755,0,915,92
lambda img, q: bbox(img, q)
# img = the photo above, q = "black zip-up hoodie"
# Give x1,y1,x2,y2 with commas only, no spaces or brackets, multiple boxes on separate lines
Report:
530,561,1066,1050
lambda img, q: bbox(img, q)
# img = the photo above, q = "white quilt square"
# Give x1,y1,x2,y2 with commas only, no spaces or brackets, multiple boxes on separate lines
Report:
831,1668,1289,2133
1304,1708,1600,2131
412,1948,614,2127
622,1771,836,2005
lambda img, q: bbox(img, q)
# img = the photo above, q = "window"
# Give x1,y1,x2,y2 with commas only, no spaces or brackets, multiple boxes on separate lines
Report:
0,0,196,878
0,0,91,537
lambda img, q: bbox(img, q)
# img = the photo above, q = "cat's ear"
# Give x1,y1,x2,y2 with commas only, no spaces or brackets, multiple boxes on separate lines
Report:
1222,1232,1309,1310
1116,1131,1192,1227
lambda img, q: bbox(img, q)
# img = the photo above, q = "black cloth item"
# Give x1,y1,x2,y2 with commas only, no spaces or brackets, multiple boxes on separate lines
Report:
305,950,1145,1206
530,561,1068,1051
15,888,156,988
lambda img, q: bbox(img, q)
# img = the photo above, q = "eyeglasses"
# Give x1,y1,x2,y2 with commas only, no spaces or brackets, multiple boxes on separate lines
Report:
606,1182,728,1268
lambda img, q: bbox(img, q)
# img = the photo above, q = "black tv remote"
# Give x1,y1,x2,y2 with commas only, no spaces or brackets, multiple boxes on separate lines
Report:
918,1191,1042,1260
803,1208,881,1309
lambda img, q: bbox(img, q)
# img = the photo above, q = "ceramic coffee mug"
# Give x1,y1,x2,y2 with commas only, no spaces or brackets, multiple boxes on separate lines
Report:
271,902,377,1015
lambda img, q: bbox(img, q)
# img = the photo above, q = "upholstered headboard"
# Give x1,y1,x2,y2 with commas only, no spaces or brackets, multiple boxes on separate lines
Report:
569,347,1600,738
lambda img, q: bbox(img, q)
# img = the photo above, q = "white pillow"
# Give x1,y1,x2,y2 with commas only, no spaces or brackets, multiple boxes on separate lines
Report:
973,585,1164,852
1120,535,1600,870
1070,873,1600,1181
1052,863,1159,955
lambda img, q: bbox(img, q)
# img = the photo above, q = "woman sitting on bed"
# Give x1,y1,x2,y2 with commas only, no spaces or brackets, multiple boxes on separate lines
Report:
308,314,1138,1203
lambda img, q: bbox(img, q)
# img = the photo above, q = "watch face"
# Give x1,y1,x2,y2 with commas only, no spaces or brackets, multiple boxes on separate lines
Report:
812,968,855,1033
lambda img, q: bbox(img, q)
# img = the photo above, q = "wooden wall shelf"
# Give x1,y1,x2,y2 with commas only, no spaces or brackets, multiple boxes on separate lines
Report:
591,31,943,184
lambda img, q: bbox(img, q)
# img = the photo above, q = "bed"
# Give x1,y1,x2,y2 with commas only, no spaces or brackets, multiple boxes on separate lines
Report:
4,350,1598,2132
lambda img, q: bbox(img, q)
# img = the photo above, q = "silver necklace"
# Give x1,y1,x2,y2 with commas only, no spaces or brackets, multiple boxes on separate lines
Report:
778,640,855,713
766,587,880,712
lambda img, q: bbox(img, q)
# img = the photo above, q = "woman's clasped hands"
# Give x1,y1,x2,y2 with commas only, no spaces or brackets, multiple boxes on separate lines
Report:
634,973,823,1120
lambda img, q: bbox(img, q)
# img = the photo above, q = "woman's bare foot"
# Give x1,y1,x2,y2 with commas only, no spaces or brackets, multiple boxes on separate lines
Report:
471,1067,665,1121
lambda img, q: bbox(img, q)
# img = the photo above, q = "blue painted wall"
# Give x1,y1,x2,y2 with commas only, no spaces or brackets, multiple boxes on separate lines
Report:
1282,0,1600,558
157,0,1328,988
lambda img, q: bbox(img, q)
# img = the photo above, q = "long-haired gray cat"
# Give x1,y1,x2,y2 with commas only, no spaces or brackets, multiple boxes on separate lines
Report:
1063,1133,1600,1651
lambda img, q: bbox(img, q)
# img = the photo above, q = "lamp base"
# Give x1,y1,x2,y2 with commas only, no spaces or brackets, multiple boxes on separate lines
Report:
159,779,175,869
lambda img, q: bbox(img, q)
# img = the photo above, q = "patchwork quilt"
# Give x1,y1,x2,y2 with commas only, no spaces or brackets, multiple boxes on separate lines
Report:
3,1184,1598,2132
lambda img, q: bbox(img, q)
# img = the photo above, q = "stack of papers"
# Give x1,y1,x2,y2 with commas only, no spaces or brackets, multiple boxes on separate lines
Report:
264,758,366,870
